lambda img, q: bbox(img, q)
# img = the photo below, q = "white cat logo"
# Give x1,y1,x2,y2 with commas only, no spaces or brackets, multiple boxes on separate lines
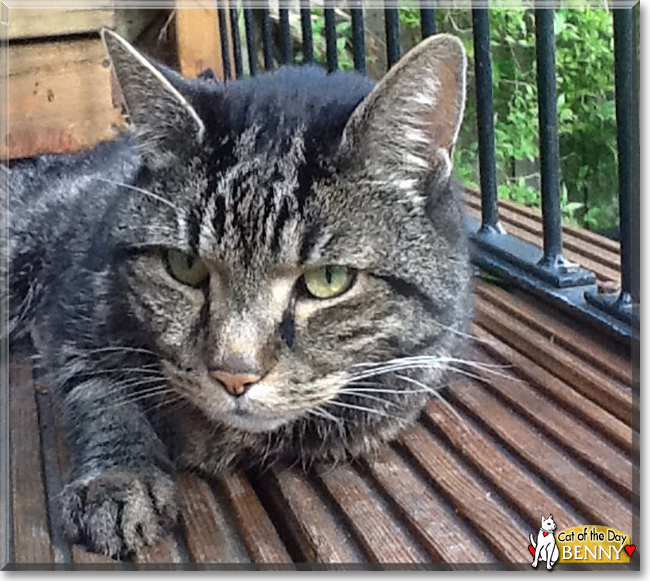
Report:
529,514,560,570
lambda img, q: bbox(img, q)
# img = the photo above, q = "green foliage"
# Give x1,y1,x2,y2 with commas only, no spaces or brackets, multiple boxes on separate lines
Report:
428,8,619,232
305,8,620,232
293,8,621,233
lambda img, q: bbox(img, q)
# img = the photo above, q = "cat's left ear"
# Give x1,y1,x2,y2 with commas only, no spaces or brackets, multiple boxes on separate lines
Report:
340,34,466,202
101,28,205,168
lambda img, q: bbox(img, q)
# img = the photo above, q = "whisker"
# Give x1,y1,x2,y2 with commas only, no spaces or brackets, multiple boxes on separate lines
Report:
394,374,467,427
326,400,395,419
91,177,179,212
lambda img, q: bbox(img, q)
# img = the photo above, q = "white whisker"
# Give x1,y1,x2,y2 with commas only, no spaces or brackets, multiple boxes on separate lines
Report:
91,177,179,212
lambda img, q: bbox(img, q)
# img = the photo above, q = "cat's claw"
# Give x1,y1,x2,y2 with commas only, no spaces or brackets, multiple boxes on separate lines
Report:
58,468,178,559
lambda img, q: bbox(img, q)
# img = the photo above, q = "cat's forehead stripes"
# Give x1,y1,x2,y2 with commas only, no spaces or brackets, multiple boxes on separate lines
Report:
195,125,312,269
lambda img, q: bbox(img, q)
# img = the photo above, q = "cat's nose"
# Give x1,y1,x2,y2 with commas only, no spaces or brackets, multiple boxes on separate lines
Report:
210,370,261,397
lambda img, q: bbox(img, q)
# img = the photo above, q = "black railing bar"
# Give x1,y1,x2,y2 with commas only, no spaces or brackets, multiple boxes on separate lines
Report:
217,7,232,80
324,2,338,72
534,7,564,267
300,0,314,64
631,3,640,308
613,7,633,299
279,8,293,64
471,8,501,234
260,5,274,71
350,1,366,74
384,6,401,69
243,4,258,76
229,6,244,78
421,0,436,39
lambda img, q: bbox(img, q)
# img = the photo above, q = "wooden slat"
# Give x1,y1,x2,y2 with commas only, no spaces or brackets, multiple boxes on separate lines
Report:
474,296,632,423
4,38,122,159
475,281,632,386
424,400,583,529
176,1,232,80
131,535,185,566
471,325,633,453
363,448,496,563
9,360,53,564
318,464,428,563
255,468,366,563
219,472,292,564
398,425,532,562
464,344,633,499
448,381,633,535
7,8,115,39
178,473,250,563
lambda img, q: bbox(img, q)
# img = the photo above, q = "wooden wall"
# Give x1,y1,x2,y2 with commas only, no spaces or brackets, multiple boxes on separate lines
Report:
3,7,170,160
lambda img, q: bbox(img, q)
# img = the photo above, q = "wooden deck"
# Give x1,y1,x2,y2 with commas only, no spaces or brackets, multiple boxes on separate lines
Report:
5,204,636,569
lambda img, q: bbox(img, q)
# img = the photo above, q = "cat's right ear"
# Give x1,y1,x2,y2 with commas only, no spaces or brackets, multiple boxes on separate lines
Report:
101,28,205,169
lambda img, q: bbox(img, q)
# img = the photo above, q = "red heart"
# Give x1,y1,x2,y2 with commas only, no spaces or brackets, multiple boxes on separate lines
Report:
543,532,549,537
528,545,535,557
625,545,636,557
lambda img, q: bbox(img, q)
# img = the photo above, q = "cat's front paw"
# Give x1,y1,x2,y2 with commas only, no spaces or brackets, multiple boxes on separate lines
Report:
58,468,178,558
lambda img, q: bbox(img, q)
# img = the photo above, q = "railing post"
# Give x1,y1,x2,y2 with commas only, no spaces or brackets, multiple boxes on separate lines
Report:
279,8,293,64
534,8,565,269
384,6,401,69
217,7,232,80
472,7,502,235
612,7,634,307
260,4,274,71
300,0,314,64
229,6,243,78
324,1,338,72
350,0,366,74
421,0,436,39
243,4,258,76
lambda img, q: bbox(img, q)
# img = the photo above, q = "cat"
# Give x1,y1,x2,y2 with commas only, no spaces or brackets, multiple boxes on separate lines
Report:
530,515,560,569
4,29,471,558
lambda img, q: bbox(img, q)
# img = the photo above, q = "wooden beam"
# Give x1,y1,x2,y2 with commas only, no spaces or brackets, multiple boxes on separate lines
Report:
3,38,123,159
175,0,234,81
6,8,115,40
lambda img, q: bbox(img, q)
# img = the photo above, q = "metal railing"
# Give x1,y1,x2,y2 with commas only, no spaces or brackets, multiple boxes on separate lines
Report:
215,2,639,345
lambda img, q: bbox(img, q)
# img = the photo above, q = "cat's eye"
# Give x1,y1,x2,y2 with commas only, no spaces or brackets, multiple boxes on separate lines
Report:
302,266,355,299
164,249,209,287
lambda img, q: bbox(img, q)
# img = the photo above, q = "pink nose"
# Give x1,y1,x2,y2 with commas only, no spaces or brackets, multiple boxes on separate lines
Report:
210,370,261,397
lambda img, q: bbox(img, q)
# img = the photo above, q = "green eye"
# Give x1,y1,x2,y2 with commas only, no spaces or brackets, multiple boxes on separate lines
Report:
303,266,354,299
165,249,209,287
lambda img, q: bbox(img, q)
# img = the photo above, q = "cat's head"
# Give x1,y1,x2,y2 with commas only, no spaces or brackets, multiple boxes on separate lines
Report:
541,515,557,532
102,30,471,440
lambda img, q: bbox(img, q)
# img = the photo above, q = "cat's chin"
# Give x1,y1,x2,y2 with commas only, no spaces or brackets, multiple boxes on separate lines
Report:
216,409,292,433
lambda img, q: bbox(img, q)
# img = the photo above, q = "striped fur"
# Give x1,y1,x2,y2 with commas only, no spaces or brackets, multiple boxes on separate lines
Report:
5,31,471,557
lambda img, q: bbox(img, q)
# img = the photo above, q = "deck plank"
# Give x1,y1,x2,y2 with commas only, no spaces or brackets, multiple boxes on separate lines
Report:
252,467,367,563
399,425,532,562
424,400,583,529
475,282,632,386
9,360,54,564
448,382,633,535
465,345,633,499
178,473,251,564
318,464,429,563
475,297,632,423
219,472,293,564
472,324,633,453
363,447,497,563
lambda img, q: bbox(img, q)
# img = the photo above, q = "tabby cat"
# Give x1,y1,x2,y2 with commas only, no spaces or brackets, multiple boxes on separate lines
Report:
5,29,471,557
